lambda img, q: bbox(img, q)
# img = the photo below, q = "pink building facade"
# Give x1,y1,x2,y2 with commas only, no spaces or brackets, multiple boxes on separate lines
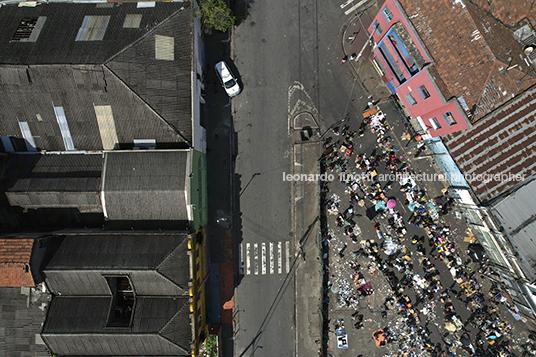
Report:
368,0,470,138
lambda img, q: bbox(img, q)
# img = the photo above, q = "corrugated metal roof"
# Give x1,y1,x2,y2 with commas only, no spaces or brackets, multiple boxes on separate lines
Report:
0,2,193,151
105,7,193,142
3,152,103,210
102,150,190,222
491,179,536,281
43,233,190,296
41,297,191,355
443,85,536,202
0,287,50,357
0,3,186,65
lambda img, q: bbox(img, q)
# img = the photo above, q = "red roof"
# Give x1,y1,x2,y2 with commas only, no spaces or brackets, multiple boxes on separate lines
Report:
398,0,536,122
0,239,35,287
443,85,536,202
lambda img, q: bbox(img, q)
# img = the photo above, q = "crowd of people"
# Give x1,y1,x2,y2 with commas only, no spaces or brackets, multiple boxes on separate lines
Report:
321,107,534,356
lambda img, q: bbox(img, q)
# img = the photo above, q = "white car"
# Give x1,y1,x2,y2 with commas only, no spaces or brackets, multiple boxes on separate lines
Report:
215,61,241,97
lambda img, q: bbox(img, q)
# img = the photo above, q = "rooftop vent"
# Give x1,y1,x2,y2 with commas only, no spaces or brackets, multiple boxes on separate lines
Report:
514,25,536,64
11,17,46,42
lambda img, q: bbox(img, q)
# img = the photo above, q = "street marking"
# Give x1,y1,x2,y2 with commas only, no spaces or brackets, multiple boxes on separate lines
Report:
344,0,367,15
254,243,259,275
239,243,244,275
246,243,251,275
340,0,354,9
261,243,266,275
278,242,282,274
269,242,274,274
286,241,290,274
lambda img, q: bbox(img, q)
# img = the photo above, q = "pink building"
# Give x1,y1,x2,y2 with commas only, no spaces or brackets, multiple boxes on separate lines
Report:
368,0,536,138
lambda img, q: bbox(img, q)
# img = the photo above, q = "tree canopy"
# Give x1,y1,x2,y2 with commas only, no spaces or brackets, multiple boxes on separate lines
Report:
196,0,236,32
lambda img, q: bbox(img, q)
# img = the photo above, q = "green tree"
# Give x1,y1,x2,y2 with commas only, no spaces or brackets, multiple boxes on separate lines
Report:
196,0,236,32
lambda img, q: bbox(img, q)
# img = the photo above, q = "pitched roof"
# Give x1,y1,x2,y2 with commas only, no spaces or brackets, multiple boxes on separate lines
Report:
0,2,193,150
102,150,190,224
0,239,34,287
466,0,536,27
43,233,191,296
0,2,185,65
0,287,50,356
45,233,189,271
41,232,193,356
0,65,187,151
443,85,536,202
398,0,536,122
3,152,103,210
42,296,191,356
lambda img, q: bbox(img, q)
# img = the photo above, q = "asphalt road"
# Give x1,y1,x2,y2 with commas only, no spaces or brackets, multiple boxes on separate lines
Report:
231,0,374,356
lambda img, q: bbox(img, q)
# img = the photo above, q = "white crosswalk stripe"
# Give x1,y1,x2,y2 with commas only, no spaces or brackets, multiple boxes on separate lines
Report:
254,243,259,275
341,0,367,15
239,243,244,275
269,242,274,274
261,243,267,274
286,241,290,274
340,0,354,9
246,243,251,275
278,242,282,274
242,241,290,276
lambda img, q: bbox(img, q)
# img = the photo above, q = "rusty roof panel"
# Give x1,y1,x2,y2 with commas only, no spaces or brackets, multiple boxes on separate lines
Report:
443,85,536,202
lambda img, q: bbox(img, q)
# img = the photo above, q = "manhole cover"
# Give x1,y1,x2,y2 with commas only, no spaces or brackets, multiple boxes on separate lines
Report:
250,21,256,26
261,38,267,43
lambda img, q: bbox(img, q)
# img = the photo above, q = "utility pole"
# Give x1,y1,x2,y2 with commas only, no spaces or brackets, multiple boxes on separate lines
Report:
353,24,378,62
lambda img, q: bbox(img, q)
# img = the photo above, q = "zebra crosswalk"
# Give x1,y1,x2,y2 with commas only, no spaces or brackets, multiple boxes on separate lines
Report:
240,241,291,276
340,0,368,16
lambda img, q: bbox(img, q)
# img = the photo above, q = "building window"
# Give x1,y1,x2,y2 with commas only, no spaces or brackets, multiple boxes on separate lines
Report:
405,93,417,106
11,17,46,42
418,85,431,99
443,112,457,125
105,276,135,328
387,32,419,76
374,21,382,36
378,43,406,84
382,6,393,23
429,117,441,130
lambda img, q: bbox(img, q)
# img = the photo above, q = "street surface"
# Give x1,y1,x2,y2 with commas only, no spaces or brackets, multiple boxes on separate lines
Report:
230,0,375,356
221,1,536,357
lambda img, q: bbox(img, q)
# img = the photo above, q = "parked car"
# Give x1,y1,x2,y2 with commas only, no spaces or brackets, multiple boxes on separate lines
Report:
215,61,241,97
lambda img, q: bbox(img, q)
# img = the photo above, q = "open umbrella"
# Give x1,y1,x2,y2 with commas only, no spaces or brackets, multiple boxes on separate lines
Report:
445,321,457,332
375,201,388,211
387,199,396,209
467,244,486,263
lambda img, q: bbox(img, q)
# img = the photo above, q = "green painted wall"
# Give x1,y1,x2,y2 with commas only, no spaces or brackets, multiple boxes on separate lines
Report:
190,149,208,230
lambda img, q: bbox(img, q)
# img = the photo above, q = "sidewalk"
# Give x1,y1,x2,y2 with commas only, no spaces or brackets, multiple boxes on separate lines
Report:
290,107,325,357
203,29,235,357
342,5,391,100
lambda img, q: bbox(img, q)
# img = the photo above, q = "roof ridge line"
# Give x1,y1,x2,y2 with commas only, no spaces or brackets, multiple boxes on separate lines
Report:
158,303,191,354
463,1,496,63
155,239,190,293
103,6,187,65
156,234,189,271
495,58,536,79
470,62,497,120
101,65,191,144
466,0,516,30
